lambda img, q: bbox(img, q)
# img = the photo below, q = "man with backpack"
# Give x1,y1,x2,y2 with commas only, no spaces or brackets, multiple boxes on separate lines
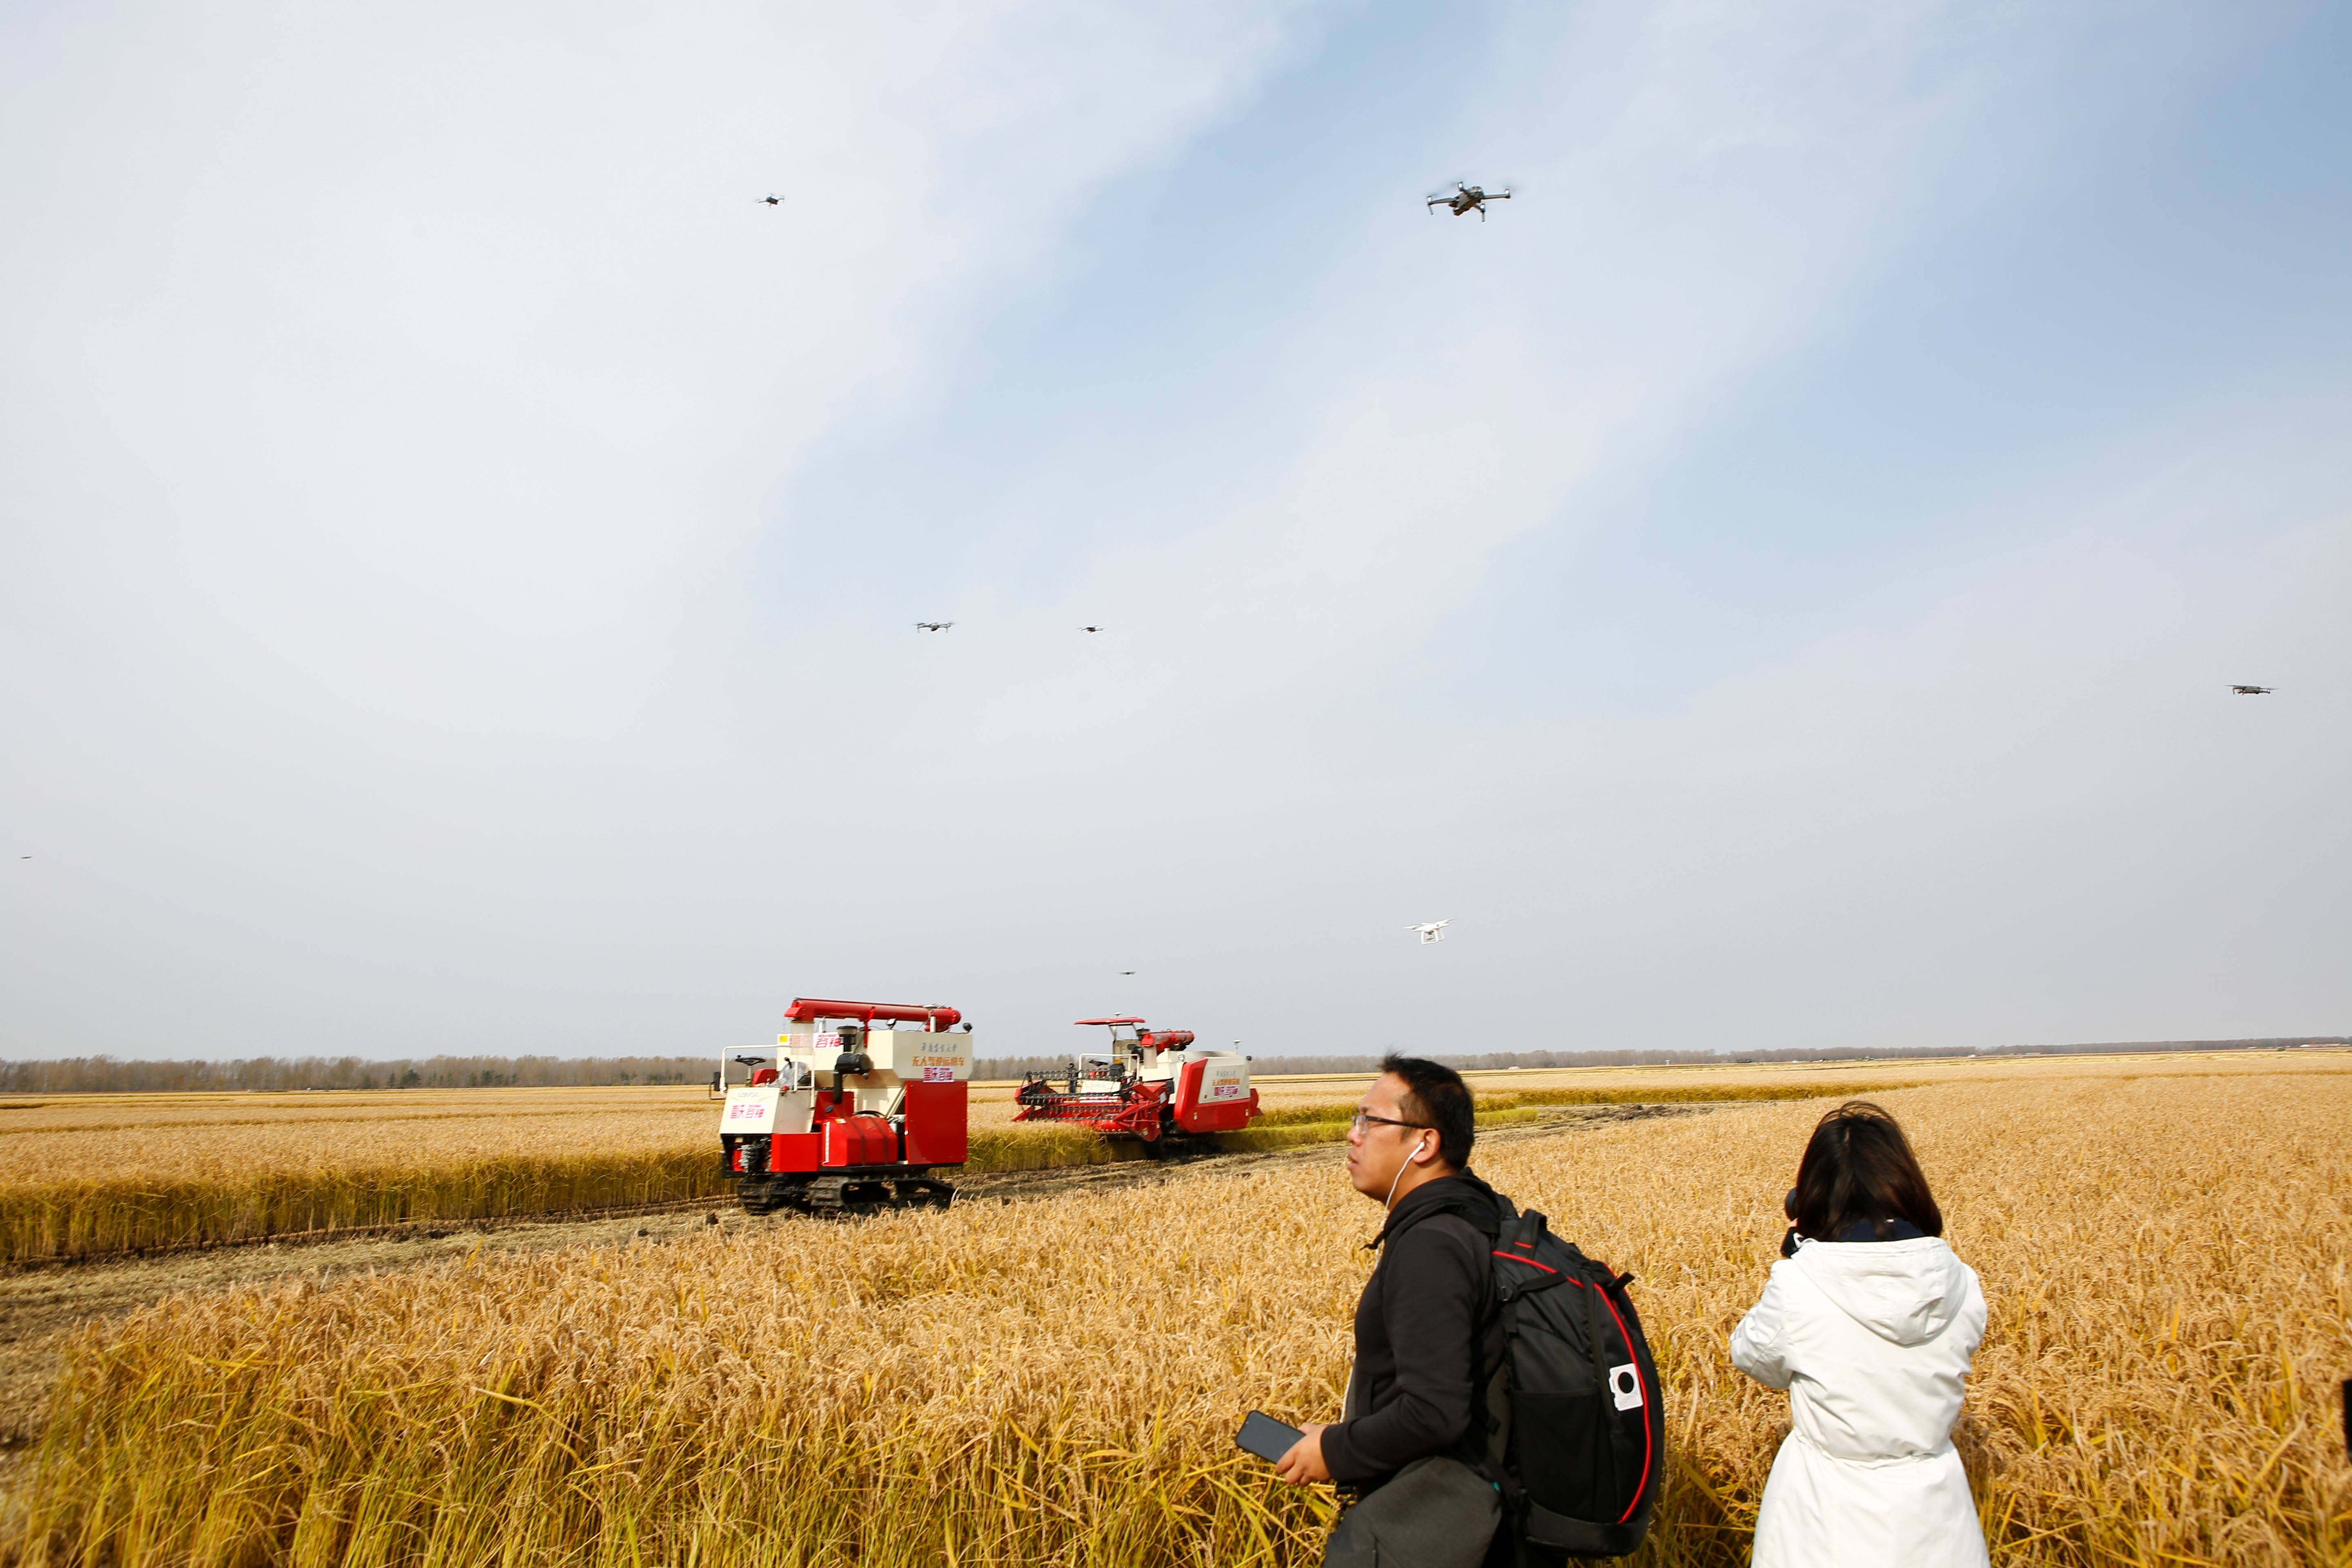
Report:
1274,1055,1508,1565
1272,1055,1664,1566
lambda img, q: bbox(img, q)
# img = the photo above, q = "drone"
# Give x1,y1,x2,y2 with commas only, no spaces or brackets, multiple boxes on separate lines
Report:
1408,920,1451,944
915,621,953,632
1080,625,1102,633
760,195,784,206
1428,183,1510,220
2230,685,2275,695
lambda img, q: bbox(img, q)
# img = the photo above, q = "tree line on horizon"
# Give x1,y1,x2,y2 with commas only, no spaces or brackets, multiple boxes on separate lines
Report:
969,1036,2344,1081
0,1054,714,1094
0,1036,2336,1094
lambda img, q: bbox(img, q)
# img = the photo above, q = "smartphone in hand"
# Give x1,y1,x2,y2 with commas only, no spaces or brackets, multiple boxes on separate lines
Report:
1236,1410,1304,1464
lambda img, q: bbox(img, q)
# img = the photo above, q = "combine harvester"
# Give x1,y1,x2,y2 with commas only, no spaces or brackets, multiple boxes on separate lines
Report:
1013,1016,1261,1147
717,998,971,1216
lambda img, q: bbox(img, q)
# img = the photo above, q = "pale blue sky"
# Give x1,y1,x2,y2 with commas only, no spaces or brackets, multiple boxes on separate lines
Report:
2,2,2345,1060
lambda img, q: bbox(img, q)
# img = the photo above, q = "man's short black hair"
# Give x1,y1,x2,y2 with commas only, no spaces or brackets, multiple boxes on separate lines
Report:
1378,1054,1474,1170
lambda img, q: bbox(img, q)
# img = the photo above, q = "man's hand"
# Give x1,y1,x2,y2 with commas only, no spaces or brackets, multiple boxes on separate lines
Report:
1274,1422,1331,1485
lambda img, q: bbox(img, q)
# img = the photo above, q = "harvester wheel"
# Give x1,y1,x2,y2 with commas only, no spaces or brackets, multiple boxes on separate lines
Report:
736,1177,784,1214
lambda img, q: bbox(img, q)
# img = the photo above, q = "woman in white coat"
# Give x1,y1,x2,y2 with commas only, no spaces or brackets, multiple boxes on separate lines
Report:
1730,1101,1989,1568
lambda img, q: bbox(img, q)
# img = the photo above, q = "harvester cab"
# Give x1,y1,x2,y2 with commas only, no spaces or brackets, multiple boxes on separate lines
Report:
718,998,971,1216
1012,1016,1260,1144
720,1047,779,1089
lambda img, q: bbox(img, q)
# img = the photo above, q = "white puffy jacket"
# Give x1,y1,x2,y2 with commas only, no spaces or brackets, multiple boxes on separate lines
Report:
1729,1236,1989,1568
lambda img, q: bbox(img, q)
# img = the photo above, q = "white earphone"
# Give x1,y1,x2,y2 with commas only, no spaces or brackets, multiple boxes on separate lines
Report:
1381,1131,1435,1211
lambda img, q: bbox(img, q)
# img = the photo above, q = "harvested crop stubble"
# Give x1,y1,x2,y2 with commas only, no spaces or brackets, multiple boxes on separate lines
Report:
1244,1079,1931,1131
1213,1080,1930,1153
14,1073,2350,1566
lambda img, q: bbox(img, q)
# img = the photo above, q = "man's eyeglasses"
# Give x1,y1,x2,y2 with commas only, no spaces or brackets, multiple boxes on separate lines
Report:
1351,1111,1433,1136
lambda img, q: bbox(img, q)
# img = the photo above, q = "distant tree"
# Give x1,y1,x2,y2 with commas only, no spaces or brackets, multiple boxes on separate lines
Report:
0,1054,721,1094
3,1038,2339,1095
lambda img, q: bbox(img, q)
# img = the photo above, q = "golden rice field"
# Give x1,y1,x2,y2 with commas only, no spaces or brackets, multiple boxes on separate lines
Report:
0,1102,1116,1264
7,1064,2348,1566
0,1069,1930,1263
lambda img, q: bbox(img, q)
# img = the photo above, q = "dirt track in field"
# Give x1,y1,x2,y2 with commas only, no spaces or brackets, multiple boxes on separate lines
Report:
0,1102,1713,1460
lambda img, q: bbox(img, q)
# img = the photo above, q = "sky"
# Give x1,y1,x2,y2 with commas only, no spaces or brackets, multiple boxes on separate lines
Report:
2,1,2346,1063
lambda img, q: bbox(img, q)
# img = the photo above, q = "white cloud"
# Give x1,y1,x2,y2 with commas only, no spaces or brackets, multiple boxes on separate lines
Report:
2,0,2338,1061
0,2,1320,1051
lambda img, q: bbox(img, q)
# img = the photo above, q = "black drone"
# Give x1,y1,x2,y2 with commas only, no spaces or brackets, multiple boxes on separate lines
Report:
1429,182,1511,220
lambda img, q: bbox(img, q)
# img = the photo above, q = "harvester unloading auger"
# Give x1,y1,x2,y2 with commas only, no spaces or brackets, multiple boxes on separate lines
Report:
718,998,971,1216
1012,1016,1261,1145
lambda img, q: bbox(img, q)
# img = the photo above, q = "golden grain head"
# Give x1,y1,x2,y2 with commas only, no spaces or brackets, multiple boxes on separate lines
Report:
8,1068,2350,1567
0,1063,1982,1263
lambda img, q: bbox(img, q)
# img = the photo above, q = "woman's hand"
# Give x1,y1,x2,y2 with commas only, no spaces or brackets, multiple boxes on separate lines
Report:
1274,1423,1332,1485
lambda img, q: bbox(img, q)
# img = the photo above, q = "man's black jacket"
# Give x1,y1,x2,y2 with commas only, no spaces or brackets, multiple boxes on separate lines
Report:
1321,1169,1507,1489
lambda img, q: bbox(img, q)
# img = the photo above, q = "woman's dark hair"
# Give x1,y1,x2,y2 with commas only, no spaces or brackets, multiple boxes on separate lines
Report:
1792,1101,1943,1242
1378,1054,1476,1170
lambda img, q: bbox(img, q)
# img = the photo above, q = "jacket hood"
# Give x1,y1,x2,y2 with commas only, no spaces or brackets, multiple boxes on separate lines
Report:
1791,1236,1970,1346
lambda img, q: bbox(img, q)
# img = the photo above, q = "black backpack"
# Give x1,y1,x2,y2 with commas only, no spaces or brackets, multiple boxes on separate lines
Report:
1392,1190,1665,1561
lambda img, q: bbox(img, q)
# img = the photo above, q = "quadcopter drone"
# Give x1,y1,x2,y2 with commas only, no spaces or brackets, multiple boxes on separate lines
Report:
1429,183,1510,220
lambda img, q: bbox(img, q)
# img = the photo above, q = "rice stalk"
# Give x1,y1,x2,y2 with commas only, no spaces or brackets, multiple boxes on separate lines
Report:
10,1073,2346,1566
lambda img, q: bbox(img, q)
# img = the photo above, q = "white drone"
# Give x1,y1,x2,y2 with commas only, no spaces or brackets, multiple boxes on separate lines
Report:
1408,920,1450,945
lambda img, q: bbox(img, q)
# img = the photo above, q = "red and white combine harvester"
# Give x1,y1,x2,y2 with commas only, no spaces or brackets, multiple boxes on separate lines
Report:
718,998,971,1215
1012,1016,1261,1145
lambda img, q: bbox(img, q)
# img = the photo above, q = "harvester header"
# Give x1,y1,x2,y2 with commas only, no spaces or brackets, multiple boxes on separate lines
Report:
1013,1016,1258,1144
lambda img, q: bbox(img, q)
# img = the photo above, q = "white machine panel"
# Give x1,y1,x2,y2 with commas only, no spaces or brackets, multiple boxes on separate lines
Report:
1198,1057,1250,1102
722,1087,777,1133
719,1086,814,1136
862,1028,973,1082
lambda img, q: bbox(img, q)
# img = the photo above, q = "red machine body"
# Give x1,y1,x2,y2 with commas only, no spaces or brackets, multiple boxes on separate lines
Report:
783,998,963,1030
718,996,972,1214
1013,1016,1260,1142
